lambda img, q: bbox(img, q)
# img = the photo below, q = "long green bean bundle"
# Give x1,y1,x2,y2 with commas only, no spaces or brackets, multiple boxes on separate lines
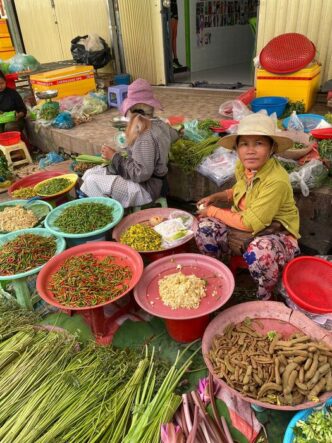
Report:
170,136,220,173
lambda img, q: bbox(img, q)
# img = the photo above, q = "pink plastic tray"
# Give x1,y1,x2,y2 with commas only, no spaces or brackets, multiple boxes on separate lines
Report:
133,253,235,320
202,301,332,411
112,208,198,254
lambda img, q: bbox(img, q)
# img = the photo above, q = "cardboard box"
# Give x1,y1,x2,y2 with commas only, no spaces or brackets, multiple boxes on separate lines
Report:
256,63,321,111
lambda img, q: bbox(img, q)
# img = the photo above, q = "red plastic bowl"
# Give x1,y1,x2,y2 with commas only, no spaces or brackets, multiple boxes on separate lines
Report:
0,131,21,146
282,256,332,314
311,128,332,140
36,241,144,311
8,171,64,200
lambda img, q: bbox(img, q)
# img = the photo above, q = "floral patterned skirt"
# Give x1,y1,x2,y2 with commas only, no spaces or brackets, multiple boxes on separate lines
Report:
195,217,300,300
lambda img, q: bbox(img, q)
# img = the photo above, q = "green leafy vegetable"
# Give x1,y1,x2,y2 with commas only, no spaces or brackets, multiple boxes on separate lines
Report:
317,139,332,161
293,407,332,443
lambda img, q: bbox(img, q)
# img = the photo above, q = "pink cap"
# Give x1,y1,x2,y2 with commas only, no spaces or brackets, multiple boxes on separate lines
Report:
120,78,162,116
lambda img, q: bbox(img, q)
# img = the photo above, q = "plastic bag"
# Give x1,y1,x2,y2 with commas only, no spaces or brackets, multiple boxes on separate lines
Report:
52,111,74,129
183,119,215,142
8,53,40,73
59,95,84,112
279,281,332,330
197,147,237,186
289,159,328,196
70,35,111,69
219,99,252,119
82,95,108,115
39,152,64,169
287,111,304,132
153,218,193,247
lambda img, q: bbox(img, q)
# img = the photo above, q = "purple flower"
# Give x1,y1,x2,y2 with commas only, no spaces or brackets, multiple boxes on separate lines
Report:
198,377,210,404
161,423,185,443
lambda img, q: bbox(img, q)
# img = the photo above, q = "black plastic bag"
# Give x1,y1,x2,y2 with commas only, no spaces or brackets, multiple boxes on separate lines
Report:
70,35,111,69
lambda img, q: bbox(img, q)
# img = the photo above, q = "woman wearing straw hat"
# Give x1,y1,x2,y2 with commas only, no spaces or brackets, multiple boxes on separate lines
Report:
196,113,300,300
81,78,178,208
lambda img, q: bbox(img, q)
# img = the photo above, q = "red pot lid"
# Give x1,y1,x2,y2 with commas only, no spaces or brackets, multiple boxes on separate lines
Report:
260,33,316,74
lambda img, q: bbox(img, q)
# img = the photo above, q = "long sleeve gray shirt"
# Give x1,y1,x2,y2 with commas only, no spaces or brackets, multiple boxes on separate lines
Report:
111,119,178,200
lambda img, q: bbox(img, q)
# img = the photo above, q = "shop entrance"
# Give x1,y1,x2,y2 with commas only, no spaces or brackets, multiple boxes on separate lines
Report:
165,0,259,89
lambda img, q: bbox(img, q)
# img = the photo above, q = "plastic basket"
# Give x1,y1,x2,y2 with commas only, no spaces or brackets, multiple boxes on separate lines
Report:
283,398,332,443
8,171,64,200
282,114,327,133
0,131,21,146
0,199,53,234
34,173,78,198
0,111,16,124
0,228,66,280
251,96,288,117
44,197,124,244
282,256,332,314
259,33,316,74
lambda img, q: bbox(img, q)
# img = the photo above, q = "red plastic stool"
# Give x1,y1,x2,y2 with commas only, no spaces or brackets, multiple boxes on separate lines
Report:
229,255,248,277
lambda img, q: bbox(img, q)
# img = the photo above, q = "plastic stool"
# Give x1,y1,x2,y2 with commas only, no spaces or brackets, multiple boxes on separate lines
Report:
229,255,248,277
108,85,128,109
0,140,32,167
131,196,168,213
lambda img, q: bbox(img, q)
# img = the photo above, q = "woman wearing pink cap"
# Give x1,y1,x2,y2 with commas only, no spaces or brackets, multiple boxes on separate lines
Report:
81,78,179,207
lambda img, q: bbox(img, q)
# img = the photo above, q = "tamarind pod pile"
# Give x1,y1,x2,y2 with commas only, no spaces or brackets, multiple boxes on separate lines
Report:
209,319,332,406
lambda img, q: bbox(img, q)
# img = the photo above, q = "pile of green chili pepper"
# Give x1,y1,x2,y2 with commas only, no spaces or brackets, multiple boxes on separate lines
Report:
53,202,114,234
48,253,132,307
0,234,56,276
36,178,71,195
120,223,163,251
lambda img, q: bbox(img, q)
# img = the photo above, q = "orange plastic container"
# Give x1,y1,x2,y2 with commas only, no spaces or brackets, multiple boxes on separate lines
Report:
30,66,96,98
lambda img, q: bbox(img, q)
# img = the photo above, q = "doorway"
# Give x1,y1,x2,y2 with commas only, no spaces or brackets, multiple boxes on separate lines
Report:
167,0,259,89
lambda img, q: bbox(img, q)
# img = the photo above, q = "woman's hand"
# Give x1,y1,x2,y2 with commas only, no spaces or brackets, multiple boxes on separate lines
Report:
196,195,216,210
197,206,209,218
101,144,117,160
15,112,24,121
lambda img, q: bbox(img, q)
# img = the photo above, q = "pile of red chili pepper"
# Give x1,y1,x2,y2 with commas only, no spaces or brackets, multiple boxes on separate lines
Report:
48,253,132,307
0,233,56,276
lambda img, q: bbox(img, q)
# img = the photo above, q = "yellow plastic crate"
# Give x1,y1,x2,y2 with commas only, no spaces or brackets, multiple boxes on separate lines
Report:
0,48,15,60
256,63,321,112
0,36,13,49
0,19,10,36
30,66,96,98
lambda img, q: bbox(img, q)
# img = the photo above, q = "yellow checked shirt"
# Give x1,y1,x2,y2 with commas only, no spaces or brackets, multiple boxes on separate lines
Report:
232,157,300,238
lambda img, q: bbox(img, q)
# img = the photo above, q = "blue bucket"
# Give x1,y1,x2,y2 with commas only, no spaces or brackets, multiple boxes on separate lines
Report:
114,74,131,85
44,197,124,247
251,96,288,117
283,398,332,443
